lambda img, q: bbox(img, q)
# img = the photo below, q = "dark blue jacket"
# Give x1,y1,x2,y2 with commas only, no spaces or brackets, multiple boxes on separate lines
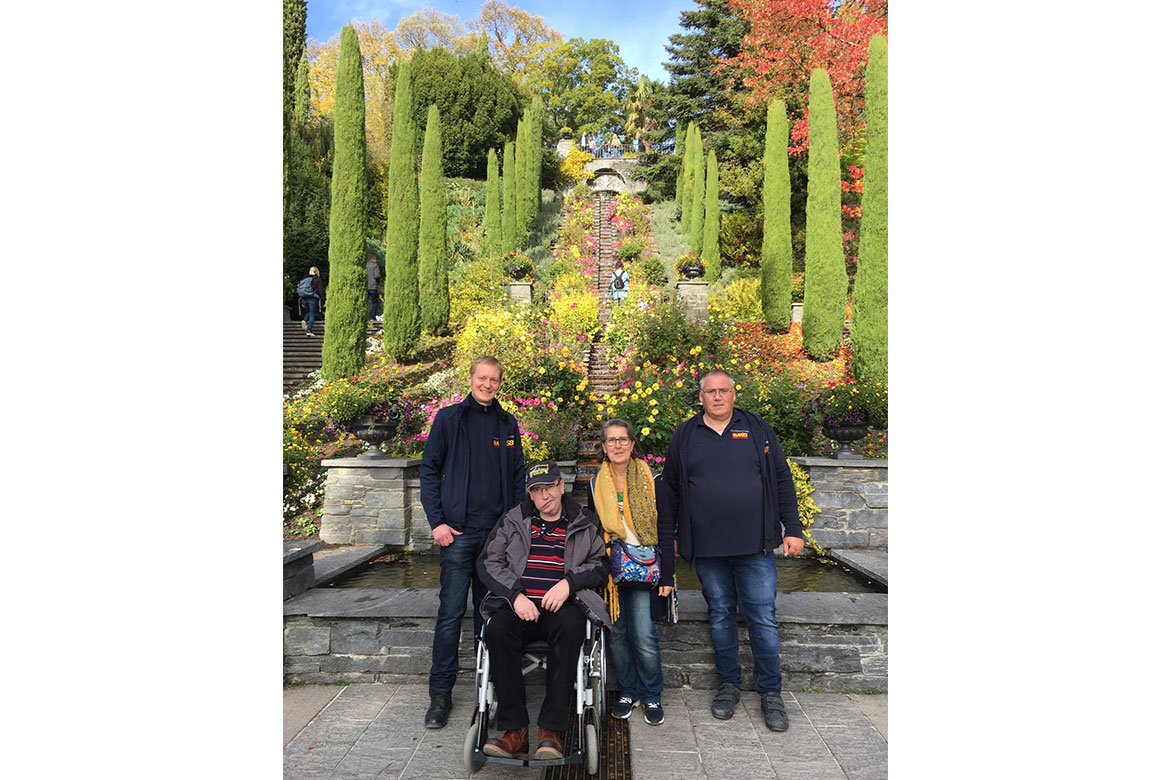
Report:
419,395,526,531
662,408,800,562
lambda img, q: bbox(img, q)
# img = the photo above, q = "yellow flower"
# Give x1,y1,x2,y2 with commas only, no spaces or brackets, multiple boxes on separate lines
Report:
635,381,643,388
641,427,651,436
648,399,658,406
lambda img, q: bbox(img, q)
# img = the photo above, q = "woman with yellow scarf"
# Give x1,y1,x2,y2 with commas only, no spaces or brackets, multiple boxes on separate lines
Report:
586,419,675,726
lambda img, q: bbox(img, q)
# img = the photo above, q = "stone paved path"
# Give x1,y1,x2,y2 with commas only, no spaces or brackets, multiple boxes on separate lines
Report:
285,683,886,779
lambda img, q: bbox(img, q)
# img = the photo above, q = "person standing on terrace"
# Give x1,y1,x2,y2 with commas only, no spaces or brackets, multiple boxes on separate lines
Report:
662,369,803,732
420,355,527,729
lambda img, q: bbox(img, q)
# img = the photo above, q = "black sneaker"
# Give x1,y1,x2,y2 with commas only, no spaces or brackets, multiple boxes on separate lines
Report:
643,701,664,725
611,695,635,720
760,691,789,732
424,691,452,729
710,683,740,720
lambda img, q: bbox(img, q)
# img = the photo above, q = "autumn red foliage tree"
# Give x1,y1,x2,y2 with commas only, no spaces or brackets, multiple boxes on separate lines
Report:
723,0,888,154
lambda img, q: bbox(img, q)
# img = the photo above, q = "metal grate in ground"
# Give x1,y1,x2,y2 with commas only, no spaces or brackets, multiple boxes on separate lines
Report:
544,691,632,780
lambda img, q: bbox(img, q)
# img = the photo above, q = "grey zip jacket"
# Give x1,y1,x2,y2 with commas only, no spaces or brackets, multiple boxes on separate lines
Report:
477,495,612,628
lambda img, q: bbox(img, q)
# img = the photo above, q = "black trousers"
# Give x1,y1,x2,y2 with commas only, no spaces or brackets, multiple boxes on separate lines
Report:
484,602,587,732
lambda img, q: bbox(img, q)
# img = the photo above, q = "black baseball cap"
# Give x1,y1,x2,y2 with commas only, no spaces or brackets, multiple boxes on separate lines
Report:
525,461,562,490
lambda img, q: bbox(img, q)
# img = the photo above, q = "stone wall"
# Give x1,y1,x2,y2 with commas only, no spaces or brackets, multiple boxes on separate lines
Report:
284,589,886,693
319,458,434,551
793,457,888,552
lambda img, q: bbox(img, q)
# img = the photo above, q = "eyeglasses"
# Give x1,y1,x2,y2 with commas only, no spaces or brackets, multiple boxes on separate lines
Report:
701,388,734,397
604,437,632,446
529,482,561,497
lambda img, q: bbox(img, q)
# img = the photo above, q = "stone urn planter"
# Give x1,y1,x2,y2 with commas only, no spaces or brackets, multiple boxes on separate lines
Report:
791,302,803,323
347,409,401,458
503,281,534,304
681,266,703,280
823,425,868,460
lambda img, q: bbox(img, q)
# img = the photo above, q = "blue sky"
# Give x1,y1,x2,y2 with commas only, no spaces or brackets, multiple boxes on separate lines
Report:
305,0,700,83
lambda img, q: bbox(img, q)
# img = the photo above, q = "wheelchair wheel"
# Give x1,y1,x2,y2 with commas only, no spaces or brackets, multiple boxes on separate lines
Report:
464,723,485,773
585,722,599,775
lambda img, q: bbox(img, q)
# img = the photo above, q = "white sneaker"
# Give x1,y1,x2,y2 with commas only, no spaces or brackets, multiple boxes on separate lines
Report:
375,315,383,323
306,331,315,337
300,321,307,331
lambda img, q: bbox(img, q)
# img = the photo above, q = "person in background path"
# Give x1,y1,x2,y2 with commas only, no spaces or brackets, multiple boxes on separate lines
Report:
419,355,527,729
365,253,382,323
586,420,675,726
587,134,596,157
609,133,622,158
662,369,804,733
477,461,611,760
610,259,629,304
580,130,589,150
298,266,324,337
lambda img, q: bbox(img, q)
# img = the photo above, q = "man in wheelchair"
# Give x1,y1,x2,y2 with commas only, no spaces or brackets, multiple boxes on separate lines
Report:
475,460,611,761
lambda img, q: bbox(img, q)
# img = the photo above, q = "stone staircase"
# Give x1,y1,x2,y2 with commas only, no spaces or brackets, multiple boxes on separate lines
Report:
573,191,620,499
283,316,380,394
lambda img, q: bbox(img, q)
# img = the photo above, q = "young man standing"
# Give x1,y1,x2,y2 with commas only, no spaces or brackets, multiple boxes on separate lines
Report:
476,462,610,760
419,356,526,728
662,369,804,732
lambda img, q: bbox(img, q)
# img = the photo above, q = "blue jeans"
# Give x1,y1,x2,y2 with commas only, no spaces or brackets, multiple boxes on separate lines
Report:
429,527,490,694
694,553,782,693
367,289,379,320
302,296,319,333
608,586,664,704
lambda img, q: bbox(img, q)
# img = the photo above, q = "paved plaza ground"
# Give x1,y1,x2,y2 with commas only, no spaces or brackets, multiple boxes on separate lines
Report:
285,682,887,779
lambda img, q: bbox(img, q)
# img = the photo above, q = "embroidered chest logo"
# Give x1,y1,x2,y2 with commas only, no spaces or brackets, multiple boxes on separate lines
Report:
731,430,749,440
506,437,515,448
493,438,500,448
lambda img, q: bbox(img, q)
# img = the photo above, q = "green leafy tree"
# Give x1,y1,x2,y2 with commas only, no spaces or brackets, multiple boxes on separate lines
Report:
408,42,525,177
484,147,501,259
526,37,636,135
419,104,449,335
761,99,792,331
502,140,516,255
284,121,332,298
321,26,369,380
383,59,421,362
689,126,705,253
852,35,887,383
702,149,721,279
802,69,847,361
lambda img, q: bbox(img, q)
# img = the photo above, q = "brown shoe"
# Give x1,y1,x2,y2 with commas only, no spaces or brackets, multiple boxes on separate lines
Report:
534,727,564,760
483,727,529,759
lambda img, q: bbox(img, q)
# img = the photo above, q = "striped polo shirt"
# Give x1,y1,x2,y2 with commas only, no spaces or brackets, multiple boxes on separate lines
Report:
520,511,568,601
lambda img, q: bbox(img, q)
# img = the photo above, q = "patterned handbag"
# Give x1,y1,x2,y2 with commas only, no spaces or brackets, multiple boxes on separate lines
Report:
610,539,661,589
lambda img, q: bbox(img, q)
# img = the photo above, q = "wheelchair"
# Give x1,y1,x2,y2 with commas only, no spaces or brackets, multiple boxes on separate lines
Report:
463,596,607,775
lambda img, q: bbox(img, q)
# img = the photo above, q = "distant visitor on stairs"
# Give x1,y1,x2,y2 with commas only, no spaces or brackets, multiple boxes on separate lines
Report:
365,253,382,323
296,267,324,337
611,259,629,304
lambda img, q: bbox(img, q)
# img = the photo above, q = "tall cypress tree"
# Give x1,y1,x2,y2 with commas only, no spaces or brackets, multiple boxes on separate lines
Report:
320,25,368,380
419,104,449,334
484,148,501,259
761,99,792,331
688,126,705,254
528,95,544,229
852,35,888,383
674,149,685,220
514,114,530,250
294,50,310,126
383,59,421,362
802,69,848,361
702,149,720,280
283,0,307,119
679,123,694,228
502,140,516,255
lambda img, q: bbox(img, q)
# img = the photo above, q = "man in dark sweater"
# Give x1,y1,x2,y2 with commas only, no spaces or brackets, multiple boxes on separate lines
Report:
419,356,526,728
662,369,803,733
